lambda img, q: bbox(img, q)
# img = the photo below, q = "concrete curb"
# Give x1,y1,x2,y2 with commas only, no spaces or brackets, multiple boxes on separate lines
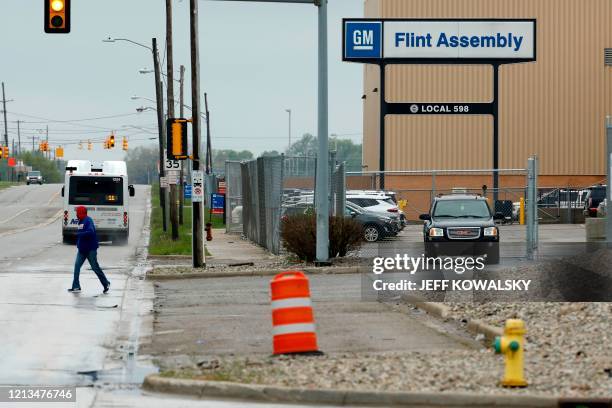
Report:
400,294,503,342
143,375,558,407
467,319,504,342
401,295,451,320
147,265,362,280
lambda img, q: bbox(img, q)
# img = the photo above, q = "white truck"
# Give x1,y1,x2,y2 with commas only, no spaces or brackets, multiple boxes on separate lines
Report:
61,160,135,245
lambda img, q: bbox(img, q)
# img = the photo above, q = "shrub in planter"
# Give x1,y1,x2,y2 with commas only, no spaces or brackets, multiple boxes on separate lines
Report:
281,213,362,262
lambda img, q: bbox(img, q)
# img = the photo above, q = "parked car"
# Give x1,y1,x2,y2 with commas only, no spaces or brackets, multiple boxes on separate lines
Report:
583,185,606,217
346,202,398,242
346,193,406,229
281,201,397,242
26,171,43,185
420,194,504,264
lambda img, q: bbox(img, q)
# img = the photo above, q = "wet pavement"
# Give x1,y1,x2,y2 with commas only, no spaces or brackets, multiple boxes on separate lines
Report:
0,184,347,408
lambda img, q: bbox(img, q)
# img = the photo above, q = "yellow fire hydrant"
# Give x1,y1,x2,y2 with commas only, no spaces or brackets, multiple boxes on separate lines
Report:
494,319,527,387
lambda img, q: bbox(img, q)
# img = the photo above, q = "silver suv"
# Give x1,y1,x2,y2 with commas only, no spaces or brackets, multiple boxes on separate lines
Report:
26,171,43,185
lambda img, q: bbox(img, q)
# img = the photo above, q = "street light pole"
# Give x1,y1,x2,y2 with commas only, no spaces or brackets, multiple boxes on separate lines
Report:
153,38,168,232
285,108,291,151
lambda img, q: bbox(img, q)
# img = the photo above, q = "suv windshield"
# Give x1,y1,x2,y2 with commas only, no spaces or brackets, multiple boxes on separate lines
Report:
433,199,491,219
69,176,123,206
589,188,606,200
28,171,40,176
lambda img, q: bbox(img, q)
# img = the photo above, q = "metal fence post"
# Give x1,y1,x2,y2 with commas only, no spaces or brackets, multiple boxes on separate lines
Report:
527,156,539,256
607,117,612,246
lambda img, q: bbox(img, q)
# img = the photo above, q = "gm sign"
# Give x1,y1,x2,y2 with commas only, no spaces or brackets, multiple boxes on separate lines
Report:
344,21,382,60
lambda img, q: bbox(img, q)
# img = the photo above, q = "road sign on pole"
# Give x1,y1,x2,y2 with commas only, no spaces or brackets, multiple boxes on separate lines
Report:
192,170,204,203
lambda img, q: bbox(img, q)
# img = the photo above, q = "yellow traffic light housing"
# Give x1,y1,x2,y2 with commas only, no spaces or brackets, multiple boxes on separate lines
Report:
88,140,92,150
166,118,188,160
0,146,3,159
122,137,128,151
3,146,9,158
110,134,115,148
56,146,64,158
45,0,70,34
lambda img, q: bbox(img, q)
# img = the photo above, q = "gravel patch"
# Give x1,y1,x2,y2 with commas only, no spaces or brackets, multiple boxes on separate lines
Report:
159,344,610,397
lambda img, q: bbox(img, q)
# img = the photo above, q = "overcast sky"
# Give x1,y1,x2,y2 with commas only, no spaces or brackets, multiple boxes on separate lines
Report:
0,0,364,161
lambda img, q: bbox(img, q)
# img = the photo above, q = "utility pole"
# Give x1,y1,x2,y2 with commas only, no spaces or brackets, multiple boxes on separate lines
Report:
190,0,205,267
153,37,168,232
204,93,212,174
32,135,35,152
179,64,185,225
17,120,21,156
2,82,8,148
46,126,49,160
166,0,179,240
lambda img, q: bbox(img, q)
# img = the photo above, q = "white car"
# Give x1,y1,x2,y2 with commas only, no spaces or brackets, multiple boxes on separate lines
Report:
346,193,405,228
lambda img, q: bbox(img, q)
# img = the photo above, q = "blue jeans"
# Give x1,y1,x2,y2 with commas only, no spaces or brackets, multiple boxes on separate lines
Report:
72,250,109,290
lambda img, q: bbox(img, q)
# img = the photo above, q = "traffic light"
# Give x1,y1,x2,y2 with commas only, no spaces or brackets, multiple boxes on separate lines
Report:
3,146,9,158
0,146,3,159
45,0,70,34
122,137,128,151
166,118,188,160
78,141,83,150
56,146,64,158
109,134,115,149
88,140,92,150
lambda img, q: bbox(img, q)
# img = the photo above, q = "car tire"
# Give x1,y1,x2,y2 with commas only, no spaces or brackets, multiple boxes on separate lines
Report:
363,224,382,242
485,246,500,265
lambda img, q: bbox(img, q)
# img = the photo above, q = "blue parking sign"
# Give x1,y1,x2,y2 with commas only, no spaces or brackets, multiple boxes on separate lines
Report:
344,21,382,60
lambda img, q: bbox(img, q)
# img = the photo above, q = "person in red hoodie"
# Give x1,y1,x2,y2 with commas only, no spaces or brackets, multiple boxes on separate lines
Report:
68,206,110,293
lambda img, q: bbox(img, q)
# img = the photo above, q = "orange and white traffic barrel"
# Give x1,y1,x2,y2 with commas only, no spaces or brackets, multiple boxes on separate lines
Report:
270,271,319,355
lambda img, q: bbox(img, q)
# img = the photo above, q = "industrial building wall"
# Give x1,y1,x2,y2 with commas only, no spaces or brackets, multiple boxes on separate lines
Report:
362,0,612,177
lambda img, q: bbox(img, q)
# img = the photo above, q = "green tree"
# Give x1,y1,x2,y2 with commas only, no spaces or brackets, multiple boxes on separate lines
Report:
212,149,253,172
17,151,64,183
286,134,363,172
261,150,281,157
124,146,159,184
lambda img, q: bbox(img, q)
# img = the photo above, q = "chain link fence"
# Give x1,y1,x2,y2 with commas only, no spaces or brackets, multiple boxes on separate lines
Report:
225,154,346,254
225,161,242,234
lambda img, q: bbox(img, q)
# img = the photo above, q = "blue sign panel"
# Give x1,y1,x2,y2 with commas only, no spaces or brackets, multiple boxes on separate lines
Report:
184,184,192,199
344,21,382,60
211,193,225,212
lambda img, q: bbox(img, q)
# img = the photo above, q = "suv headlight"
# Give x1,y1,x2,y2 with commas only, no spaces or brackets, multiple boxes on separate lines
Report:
484,227,498,237
428,228,444,237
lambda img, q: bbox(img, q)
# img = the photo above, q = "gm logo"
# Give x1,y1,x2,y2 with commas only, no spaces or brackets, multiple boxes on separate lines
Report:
344,21,382,60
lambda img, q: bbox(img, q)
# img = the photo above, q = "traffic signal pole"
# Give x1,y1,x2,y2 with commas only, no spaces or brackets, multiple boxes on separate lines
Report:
190,0,205,267
179,65,185,225
2,82,8,148
153,38,168,232
166,0,179,240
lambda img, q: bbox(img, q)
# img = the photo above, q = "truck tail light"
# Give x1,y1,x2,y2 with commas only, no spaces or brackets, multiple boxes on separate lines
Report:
123,212,128,226
387,208,398,213
63,210,68,225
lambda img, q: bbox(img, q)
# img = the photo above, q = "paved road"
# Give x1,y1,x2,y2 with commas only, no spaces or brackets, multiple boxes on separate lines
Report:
0,184,356,408
143,274,475,362
0,183,152,387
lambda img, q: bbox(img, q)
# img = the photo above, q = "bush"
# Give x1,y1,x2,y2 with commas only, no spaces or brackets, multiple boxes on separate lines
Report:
281,213,362,262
